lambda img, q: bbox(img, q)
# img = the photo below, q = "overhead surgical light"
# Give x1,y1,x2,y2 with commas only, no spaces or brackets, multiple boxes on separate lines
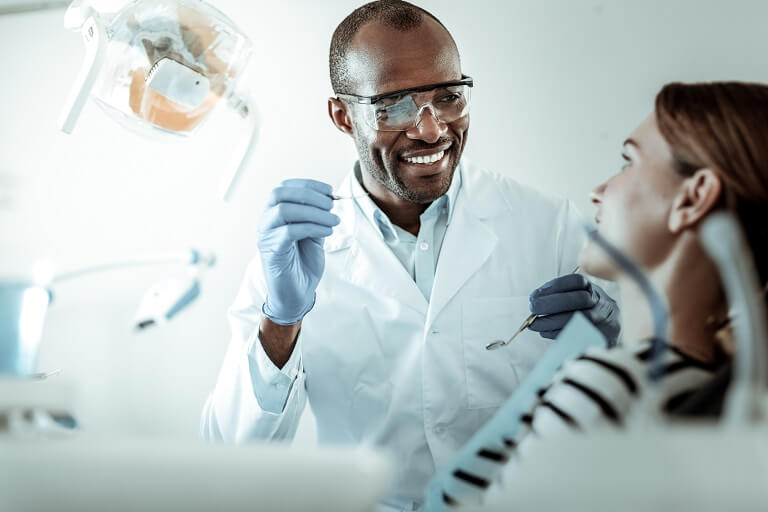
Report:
59,0,258,201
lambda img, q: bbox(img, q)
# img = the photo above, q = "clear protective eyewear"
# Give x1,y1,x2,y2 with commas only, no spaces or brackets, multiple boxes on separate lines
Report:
337,75,473,132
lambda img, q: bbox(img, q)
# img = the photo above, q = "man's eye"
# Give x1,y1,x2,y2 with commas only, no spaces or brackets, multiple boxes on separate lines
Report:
436,93,461,104
378,95,405,107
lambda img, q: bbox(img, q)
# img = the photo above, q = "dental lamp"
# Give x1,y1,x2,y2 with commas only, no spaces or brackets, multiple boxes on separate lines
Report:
0,248,215,378
59,0,258,201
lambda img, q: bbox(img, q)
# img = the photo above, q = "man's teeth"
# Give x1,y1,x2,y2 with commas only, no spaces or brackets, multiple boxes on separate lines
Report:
404,150,445,165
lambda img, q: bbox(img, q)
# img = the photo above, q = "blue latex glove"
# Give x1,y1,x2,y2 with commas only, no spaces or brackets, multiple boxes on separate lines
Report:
528,274,620,346
258,179,340,325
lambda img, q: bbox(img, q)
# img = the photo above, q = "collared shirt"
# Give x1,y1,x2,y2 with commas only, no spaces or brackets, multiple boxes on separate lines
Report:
350,162,462,301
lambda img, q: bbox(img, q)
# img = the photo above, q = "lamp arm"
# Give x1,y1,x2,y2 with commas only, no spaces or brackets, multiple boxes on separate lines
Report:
50,249,215,285
219,93,260,202
59,2,107,134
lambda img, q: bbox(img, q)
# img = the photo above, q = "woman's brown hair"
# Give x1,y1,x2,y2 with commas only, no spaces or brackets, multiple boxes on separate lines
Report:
655,82,768,299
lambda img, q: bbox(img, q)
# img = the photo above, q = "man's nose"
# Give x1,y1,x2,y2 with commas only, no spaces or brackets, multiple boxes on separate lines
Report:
406,104,447,143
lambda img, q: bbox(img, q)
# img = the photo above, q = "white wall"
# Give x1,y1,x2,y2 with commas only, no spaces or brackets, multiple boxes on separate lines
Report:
1,0,766,441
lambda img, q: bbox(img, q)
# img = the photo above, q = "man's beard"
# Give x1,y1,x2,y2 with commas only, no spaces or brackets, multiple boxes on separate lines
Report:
353,134,458,204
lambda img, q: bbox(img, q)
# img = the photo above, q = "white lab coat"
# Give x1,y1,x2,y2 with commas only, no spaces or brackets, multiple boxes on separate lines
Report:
201,161,585,509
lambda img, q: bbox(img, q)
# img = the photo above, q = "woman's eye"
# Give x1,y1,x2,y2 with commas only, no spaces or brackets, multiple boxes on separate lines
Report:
621,153,631,170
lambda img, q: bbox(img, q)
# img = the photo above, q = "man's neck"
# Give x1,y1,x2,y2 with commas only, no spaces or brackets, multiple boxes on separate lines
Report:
359,169,429,236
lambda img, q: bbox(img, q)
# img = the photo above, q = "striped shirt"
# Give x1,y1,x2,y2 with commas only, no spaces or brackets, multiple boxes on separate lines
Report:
436,340,721,509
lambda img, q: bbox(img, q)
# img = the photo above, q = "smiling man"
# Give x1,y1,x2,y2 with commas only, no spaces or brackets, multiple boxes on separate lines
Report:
201,2,619,510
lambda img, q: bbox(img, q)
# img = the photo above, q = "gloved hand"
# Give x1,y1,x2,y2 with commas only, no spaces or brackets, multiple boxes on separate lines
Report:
258,179,340,325
528,274,620,346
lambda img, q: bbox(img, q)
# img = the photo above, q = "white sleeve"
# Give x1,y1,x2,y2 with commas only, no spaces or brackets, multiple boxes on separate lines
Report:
554,199,586,276
200,258,307,442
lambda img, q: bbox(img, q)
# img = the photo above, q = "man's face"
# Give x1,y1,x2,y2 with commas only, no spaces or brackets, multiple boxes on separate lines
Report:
342,18,469,204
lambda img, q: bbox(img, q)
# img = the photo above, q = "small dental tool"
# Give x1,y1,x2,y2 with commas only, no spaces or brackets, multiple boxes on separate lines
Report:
330,192,370,200
30,369,62,380
486,266,581,351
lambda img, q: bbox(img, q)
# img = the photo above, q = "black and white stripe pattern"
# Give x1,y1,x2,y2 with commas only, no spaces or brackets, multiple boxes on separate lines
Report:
439,340,720,508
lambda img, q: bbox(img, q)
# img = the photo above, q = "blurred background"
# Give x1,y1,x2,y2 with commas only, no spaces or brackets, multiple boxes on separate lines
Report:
0,0,766,443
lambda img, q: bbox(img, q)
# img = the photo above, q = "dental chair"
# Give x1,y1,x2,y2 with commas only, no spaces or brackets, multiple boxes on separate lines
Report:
444,213,768,512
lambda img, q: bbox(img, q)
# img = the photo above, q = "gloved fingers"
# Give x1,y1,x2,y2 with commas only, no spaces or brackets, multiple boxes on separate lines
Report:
528,312,573,333
268,185,334,210
530,274,591,298
261,203,341,230
259,223,333,252
538,329,561,340
279,179,334,196
529,289,597,315
304,237,324,248
282,223,334,242
583,285,618,324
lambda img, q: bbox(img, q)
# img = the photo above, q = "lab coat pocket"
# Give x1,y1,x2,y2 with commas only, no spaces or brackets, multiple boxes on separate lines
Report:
462,296,552,409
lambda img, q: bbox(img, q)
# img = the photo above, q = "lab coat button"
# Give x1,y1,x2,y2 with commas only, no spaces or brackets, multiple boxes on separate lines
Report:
431,329,440,335
434,425,445,435
419,242,429,251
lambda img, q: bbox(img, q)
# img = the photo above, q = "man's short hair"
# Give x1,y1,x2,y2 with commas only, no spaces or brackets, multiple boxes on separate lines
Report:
329,0,453,94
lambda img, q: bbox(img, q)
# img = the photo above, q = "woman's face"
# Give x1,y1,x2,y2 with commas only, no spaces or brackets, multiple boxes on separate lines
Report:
580,114,687,280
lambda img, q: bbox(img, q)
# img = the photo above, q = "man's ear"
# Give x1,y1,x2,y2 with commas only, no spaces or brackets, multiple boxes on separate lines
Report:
328,97,354,135
668,168,723,233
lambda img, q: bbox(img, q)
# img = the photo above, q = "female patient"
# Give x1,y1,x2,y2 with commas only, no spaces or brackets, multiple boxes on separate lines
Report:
437,81,768,508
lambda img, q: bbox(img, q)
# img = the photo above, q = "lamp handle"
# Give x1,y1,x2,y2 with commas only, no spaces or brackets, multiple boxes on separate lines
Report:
219,94,260,202
59,7,107,134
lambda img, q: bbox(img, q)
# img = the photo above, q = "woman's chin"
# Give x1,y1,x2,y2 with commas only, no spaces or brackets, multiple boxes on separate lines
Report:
578,245,620,281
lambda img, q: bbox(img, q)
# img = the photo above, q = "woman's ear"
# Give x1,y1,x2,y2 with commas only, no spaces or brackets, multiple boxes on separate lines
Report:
328,97,354,135
668,168,723,233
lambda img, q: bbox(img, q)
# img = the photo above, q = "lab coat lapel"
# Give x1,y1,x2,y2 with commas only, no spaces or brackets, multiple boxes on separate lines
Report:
342,221,429,317
426,177,499,330
328,176,428,317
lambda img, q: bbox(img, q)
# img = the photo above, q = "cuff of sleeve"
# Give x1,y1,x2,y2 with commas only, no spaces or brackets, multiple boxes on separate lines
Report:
246,327,302,414
262,294,316,326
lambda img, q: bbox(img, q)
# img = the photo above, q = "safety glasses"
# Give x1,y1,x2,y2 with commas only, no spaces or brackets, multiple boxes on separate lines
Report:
337,75,473,132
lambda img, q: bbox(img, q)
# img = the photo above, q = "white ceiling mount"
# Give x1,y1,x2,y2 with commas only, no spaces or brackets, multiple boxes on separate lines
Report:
0,0,70,16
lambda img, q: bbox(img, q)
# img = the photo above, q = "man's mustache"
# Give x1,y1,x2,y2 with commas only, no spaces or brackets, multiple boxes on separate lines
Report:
397,137,454,157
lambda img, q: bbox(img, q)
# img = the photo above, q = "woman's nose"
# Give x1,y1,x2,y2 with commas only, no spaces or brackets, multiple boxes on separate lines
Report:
590,182,607,204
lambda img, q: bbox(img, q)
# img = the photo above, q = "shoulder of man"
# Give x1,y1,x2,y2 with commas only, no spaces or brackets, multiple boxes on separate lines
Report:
459,158,572,217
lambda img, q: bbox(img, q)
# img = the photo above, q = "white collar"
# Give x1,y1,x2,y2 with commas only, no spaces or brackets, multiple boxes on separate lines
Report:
350,161,463,243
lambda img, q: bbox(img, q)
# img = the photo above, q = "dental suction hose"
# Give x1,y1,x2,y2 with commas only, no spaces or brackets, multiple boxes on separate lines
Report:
699,212,768,424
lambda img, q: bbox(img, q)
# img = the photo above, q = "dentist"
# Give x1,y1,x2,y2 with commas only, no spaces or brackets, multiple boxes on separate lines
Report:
201,1,619,509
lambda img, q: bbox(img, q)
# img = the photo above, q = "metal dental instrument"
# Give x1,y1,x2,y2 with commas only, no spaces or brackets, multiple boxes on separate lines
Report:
331,192,370,200
30,369,62,380
486,266,581,350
